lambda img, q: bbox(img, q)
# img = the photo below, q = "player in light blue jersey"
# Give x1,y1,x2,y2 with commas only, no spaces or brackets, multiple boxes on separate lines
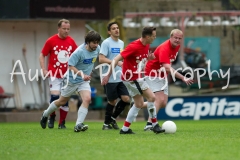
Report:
99,22,131,130
40,31,101,132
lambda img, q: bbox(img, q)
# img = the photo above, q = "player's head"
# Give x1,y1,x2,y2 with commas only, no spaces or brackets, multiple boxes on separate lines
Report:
170,29,183,48
85,31,101,51
142,27,156,44
107,22,120,38
57,19,70,39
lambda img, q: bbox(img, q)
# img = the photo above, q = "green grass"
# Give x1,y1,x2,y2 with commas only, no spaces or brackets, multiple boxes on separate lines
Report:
1,119,240,160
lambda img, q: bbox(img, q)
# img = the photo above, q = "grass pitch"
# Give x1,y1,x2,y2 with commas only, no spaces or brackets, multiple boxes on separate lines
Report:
1,119,240,160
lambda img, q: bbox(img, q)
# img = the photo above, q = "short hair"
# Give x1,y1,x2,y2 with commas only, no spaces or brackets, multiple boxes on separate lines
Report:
85,31,101,44
107,22,118,31
170,29,183,37
142,27,156,38
58,19,70,28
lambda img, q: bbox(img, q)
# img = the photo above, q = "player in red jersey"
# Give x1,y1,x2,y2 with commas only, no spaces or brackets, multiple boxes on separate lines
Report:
39,19,78,129
144,29,194,131
101,27,165,134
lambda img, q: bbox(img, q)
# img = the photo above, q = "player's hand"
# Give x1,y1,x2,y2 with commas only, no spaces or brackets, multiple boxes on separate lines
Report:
117,61,123,67
83,74,91,81
43,69,49,77
182,77,194,85
147,51,155,60
101,76,110,85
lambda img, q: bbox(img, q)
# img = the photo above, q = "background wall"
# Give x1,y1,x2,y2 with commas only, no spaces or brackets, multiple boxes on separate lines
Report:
0,20,85,108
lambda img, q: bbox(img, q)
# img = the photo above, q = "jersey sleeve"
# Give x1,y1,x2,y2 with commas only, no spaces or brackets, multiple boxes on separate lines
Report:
121,43,134,59
99,40,109,56
72,40,78,52
68,49,81,67
158,48,171,64
41,38,52,56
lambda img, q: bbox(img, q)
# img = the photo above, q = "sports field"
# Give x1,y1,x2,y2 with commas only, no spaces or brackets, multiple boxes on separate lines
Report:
1,119,240,160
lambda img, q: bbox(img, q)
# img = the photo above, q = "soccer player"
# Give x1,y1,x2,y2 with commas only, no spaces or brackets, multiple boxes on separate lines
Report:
39,19,78,129
40,31,101,132
101,27,165,134
99,22,131,130
144,29,194,131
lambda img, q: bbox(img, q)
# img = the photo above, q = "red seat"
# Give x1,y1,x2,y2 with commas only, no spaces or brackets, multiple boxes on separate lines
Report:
0,86,14,108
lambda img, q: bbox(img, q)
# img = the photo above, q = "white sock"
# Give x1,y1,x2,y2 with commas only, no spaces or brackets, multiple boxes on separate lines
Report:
76,106,88,125
121,104,140,131
147,102,157,119
43,101,58,117
122,125,129,131
147,102,158,126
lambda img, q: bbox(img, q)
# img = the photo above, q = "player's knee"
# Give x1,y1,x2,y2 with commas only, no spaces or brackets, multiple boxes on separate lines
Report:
147,96,155,103
108,99,117,106
121,96,130,103
83,97,91,105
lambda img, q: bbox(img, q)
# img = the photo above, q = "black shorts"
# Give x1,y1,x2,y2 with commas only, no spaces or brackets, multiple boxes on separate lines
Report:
104,82,129,101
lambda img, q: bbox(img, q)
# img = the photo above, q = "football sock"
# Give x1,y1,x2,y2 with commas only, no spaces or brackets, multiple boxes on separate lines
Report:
122,121,131,131
147,102,158,126
49,95,59,118
43,101,58,117
104,103,114,124
76,106,88,125
121,104,140,131
112,100,130,119
59,106,69,125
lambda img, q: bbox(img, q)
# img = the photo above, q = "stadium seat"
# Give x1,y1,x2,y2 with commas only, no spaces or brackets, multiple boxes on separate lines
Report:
0,86,14,109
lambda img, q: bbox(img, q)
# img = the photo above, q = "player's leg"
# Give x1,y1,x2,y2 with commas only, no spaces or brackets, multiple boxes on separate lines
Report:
102,83,118,130
143,88,165,134
120,81,145,134
40,81,77,129
144,78,168,131
48,78,62,129
40,95,70,129
74,82,91,132
58,78,70,129
111,82,131,129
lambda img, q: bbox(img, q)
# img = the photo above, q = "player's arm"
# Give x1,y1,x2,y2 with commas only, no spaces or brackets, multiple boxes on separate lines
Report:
39,53,48,76
99,54,112,64
162,63,193,85
68,52,91,81
101,54,123,85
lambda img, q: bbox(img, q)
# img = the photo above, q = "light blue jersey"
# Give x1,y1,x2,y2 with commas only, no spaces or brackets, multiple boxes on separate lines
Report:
100,37,124,83
68,43,100,84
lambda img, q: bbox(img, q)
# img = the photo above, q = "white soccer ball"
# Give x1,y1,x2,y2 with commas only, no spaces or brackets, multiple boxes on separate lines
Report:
162,120,177,134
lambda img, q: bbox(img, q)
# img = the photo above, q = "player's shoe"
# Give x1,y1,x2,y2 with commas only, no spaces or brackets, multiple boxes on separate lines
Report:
120,129,135,134
144,125,153,131
110,120,120,130
74,123,88,132
48,114,56,129
102,124,112,130
58,120,66,129
152,124,165,134
40,112,48,129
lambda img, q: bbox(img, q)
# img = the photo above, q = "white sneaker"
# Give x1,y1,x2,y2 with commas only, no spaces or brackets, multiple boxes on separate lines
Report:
144,125,153,131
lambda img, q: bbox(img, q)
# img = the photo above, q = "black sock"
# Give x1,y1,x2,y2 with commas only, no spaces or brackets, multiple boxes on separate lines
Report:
112,100,130,119
104,103,114,124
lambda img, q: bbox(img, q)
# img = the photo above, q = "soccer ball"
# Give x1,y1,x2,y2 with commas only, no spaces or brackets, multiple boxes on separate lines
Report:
162,120,177,134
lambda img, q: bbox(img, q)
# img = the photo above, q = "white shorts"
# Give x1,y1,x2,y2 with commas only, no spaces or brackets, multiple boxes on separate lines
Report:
48,77,64,91
61,81,91,97
123,78,149,97
145,77,168,95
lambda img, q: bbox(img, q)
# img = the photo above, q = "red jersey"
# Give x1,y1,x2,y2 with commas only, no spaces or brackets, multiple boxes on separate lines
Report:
41,34,78,78
145,40,180,78
121,39,149,81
